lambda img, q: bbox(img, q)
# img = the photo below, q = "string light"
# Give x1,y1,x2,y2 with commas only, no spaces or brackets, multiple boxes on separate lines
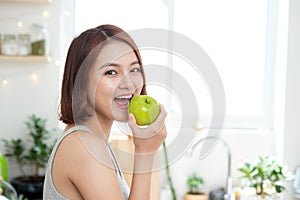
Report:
0,70,42,86
43,11,50,18
16,21,23,28
31,73,38,81
2,79,8,86
64,11,71,17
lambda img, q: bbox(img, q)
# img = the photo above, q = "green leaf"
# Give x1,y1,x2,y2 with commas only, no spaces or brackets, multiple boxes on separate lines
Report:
275,185,285,193
237,155,294,195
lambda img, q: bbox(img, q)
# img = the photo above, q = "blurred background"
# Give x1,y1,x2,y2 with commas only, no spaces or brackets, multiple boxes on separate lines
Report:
0,0,299,199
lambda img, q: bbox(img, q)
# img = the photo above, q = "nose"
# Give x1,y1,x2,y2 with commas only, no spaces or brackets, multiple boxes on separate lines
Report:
118,73,135,90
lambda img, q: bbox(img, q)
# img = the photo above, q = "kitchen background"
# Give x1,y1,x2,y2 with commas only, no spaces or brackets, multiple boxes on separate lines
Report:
0,0,299,199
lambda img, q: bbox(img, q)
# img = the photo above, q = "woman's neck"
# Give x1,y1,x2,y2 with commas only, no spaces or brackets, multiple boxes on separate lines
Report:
71,116,113,139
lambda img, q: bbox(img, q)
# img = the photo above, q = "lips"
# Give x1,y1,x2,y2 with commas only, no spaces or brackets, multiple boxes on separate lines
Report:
113,94,133,109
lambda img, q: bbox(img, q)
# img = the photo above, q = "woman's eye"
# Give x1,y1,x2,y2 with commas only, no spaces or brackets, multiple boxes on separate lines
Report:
130,67,141,73
104,70,117,75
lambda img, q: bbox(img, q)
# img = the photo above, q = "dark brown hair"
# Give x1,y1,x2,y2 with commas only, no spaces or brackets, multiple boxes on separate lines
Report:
59,24,147,124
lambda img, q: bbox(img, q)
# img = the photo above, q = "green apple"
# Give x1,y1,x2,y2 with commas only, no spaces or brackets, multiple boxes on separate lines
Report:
128,95,160,126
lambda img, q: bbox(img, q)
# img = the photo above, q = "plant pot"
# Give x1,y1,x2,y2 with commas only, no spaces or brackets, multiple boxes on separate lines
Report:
239,194,277,200
11,176,44,200
239,189,284,200
185,193,208,200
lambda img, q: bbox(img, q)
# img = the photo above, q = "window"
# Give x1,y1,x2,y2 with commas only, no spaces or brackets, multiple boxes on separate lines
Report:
172,0,274,129
74,0,279,129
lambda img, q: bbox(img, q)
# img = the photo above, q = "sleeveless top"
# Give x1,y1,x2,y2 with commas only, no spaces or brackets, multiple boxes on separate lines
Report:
43,125,130,200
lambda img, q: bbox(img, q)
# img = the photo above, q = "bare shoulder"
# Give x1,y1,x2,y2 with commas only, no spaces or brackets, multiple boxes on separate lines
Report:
56,130,111,171
52,130,124,199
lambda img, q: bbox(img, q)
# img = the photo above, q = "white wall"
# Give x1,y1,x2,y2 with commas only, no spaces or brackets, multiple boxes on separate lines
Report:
284,0,300,169
283,0,300,199
0,0,73,179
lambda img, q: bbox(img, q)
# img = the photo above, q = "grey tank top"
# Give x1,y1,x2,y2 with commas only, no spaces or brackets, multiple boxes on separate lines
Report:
43,125,130,200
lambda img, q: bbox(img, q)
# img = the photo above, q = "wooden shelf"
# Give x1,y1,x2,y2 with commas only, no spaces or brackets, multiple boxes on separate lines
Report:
0,0,51,3
0,55,51,62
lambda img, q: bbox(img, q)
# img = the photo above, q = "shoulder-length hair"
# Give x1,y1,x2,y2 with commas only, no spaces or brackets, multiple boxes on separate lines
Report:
59,24,147,124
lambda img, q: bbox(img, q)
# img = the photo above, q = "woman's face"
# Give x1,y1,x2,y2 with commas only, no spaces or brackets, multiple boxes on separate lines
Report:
88,41,144,122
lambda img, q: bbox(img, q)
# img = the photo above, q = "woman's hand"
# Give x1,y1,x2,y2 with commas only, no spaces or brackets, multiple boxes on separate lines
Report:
128,104,167,154
128,104,167,198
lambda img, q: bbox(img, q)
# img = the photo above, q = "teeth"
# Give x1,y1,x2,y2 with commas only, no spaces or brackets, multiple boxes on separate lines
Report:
115,95,132,99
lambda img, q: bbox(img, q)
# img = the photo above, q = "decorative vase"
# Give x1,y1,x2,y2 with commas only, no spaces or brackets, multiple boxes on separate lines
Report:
185,193,208,200
239,188,283,200
239,194,281,200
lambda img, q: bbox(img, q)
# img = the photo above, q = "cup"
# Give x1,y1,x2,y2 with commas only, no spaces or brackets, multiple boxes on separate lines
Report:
0,154,7,181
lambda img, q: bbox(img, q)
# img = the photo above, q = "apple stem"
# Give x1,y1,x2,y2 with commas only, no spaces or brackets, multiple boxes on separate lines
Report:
163,141,177,200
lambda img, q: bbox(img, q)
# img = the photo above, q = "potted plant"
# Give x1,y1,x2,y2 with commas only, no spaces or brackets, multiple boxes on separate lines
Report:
238,156,294,199
2,114,56,199
184,172,207,200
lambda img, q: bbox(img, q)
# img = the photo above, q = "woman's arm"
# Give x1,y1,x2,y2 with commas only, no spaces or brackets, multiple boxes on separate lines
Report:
128,104,167,200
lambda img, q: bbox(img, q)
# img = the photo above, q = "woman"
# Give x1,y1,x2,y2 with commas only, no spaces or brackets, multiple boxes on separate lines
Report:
43,24,167,200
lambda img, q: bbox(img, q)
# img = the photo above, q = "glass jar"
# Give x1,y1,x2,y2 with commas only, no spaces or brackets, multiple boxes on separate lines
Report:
1,34,18,56
18,34,31,56
31,23,49,56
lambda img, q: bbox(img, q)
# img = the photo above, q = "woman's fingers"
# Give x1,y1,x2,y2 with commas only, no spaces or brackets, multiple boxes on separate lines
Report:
128,104,167,139
127,113,138,131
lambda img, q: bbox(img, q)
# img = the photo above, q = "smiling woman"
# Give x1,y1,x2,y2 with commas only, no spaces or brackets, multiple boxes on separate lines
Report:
43,24,168,200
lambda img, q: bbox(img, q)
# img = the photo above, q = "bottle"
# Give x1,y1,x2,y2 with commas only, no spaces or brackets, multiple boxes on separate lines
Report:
1,34,18,56
31,23,49,56
18,33,31,56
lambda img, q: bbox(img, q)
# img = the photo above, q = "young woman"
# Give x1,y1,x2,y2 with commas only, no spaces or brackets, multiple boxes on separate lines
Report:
43,24,167,200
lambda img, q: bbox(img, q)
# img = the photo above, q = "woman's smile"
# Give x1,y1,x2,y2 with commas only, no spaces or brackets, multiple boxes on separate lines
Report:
113,93,134,110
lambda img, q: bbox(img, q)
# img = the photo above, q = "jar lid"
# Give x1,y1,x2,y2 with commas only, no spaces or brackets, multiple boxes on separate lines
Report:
3,34,16,39
18,33,31,39
32,23,48,28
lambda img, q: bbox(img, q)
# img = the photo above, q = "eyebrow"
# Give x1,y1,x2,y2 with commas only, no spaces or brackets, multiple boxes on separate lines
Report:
98,60,140,70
